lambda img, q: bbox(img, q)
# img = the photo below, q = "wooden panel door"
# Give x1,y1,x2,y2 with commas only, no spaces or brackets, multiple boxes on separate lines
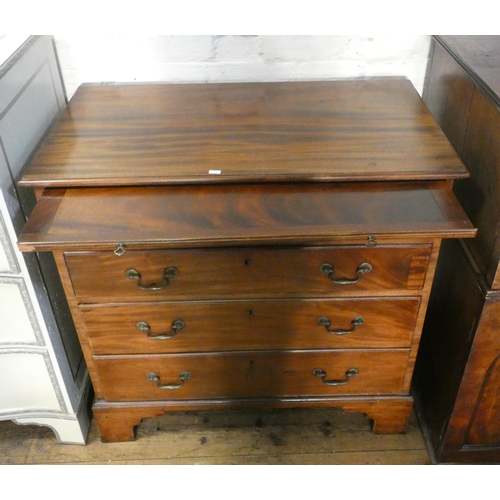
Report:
452,295,500,447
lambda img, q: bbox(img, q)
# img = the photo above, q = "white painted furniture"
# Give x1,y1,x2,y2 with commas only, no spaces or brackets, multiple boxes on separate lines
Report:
0,35,90,444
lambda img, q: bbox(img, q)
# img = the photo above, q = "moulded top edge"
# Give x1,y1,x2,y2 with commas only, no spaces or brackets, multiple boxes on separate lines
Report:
19,79,470,187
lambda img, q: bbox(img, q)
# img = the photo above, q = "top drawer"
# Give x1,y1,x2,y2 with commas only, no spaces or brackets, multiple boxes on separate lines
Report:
65,245,431,302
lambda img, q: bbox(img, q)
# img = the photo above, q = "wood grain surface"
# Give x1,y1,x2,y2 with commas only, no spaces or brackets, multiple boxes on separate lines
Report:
14,78,477,446
17,181,476,252
65,246,431,302
0,407,430,464
80,297,420,354
19,79,469,187
93,349,409,401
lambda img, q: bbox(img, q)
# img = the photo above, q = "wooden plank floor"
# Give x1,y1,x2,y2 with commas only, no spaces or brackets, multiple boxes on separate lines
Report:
0,407,431,465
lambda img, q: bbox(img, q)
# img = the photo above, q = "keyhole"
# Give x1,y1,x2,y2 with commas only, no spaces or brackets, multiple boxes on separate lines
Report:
244,258,251,267
248,309,254,316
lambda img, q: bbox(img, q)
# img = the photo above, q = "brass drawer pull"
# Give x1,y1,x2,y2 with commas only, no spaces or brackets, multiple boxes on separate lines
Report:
317,316,364,335
320,262,372,284
146,371,191,390
125,267,179,290
312,367,359,386
136,319,185,340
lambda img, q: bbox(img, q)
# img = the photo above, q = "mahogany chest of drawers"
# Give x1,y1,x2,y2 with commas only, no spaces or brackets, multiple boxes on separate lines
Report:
17,79,475,442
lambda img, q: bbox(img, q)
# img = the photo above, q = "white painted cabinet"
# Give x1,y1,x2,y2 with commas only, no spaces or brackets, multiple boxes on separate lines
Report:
0,36,90,444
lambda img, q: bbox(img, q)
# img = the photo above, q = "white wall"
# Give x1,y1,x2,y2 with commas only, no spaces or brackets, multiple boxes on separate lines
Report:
54,35,432,101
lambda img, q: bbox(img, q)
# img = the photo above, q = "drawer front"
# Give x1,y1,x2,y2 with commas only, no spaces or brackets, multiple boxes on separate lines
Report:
94,349,409,401
66,245,431,302
81,298,420,354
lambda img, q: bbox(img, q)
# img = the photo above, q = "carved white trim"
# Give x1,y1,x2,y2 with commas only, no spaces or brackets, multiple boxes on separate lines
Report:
40,348,69,413
0,212,19,274
0,408,65,419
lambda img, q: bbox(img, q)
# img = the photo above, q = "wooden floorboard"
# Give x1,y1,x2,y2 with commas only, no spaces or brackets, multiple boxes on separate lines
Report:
0,408,431,465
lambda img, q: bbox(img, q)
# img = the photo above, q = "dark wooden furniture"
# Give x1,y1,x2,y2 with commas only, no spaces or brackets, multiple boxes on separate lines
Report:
17,79,475,443
413,35,500,463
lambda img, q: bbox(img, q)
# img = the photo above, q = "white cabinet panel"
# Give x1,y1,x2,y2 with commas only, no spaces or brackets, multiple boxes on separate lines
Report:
0,352,61,412
0,278,40,345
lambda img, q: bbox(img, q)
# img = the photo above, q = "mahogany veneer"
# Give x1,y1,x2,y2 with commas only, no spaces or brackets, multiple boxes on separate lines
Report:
18,80,475,443
19,80,468,188
80,298,420,354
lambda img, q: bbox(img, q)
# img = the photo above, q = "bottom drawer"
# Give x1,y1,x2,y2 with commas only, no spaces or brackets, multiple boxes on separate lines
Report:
94,349,409,401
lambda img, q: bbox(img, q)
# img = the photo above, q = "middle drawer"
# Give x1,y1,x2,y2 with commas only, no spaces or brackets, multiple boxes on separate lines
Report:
80,297,420,354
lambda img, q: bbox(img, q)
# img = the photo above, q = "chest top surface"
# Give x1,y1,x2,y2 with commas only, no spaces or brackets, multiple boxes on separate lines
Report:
19,78,468,188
